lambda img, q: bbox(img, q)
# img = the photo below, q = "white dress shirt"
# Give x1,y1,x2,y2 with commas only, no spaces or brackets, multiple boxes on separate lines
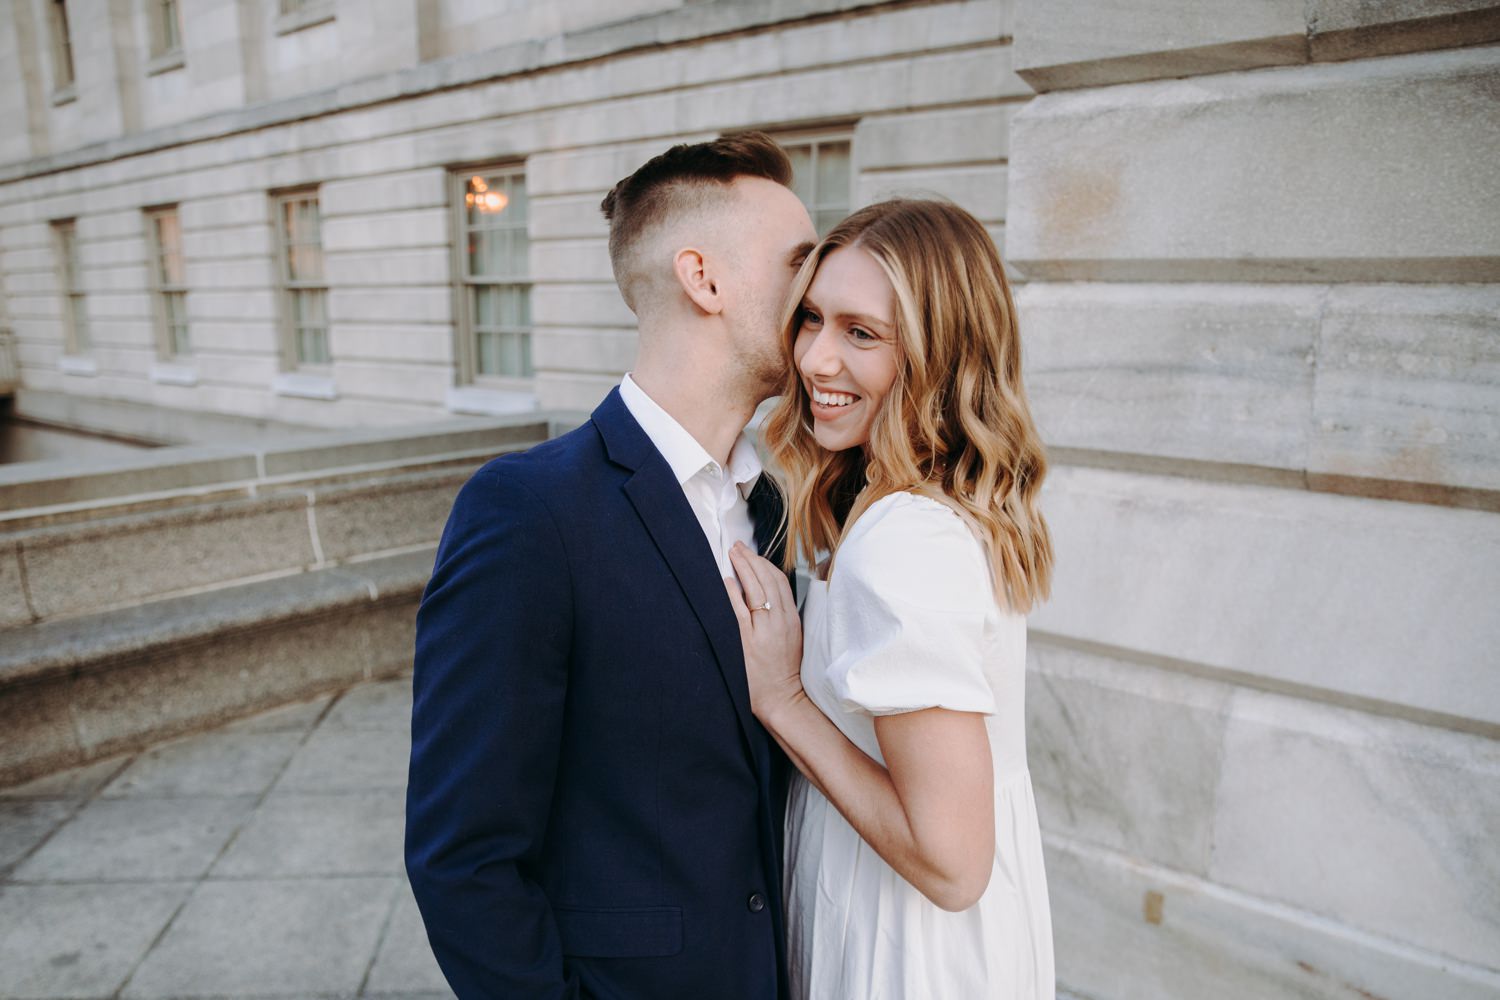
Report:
619,372,763,579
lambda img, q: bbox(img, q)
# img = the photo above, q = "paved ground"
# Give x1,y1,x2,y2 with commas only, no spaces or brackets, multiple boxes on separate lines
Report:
0,672,455,1000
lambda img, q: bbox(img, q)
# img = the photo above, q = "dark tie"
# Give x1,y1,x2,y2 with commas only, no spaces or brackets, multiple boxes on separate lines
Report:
746,474,787,570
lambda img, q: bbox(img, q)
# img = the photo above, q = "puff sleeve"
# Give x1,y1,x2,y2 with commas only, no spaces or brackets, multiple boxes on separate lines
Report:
823,493,999,717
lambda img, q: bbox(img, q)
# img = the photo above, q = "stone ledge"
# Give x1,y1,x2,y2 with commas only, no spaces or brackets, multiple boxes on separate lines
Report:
0,0,911,184
0,548,433,787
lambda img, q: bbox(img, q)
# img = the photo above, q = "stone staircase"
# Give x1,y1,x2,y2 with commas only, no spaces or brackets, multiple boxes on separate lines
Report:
0,414,564,786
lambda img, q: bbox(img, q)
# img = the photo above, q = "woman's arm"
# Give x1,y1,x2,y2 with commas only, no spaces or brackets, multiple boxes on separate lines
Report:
727,544,995,912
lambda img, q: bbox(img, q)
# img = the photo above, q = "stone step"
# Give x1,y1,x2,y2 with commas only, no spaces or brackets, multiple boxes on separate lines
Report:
0,547,435,788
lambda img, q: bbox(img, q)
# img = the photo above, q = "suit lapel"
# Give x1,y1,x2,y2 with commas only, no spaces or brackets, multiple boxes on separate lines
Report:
594,389,768,778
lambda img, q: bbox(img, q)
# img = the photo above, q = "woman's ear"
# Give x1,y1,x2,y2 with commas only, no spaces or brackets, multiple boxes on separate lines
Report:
672,247,724,316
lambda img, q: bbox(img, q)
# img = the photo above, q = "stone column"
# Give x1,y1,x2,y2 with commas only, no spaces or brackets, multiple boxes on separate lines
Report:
1006,4,1500,997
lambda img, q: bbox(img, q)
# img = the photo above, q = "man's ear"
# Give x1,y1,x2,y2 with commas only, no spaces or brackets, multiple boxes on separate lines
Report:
672,247,724,316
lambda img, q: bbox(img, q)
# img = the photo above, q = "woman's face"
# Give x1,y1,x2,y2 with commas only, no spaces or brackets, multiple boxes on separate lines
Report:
793,245,900,453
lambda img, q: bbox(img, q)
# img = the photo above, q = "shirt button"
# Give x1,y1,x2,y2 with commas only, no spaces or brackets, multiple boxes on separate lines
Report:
747,892,766,913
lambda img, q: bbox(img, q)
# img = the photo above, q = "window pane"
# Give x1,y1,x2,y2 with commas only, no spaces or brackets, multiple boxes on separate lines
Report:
476,331,499,375
288,241,323,281
507,176,528,223
298,326,328,365
498,331,522,377
161,0,180,51
499,285,525,327
164,291,187,327
519,332,533,377
172,323,190,356
787,145,814,205
293,288,325,326
466,174,516,228
816,141,852,209
471,285,496,328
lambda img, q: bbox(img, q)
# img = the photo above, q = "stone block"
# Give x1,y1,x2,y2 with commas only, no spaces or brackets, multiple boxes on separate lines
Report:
1027,640,1231,875
365,884,455,994
12,795,254,880
321,207,450,252
531,193,612,239
855,105,1014,171
0,543,32,629
1029,466,1500,728
220,693,333,735
527,138,715,198
186,287,278,321
322,675,411,731
1007,46,1500,283
0,883,190,999
258,419,545,477
0,798,75,870
1045,835,1500,1000
1309,284,1500,495
325,246,453,286
99,729,305,798
531,238,614,282
274,726,412,793
1309,0,1500,61
1013,0,1307,91
212,788,406,877
312,469,465,561
0,445,259,513
120,877,398,998
183,257,273,289
1018,283,1320,471
1209,689,1500,968
179,192,274,230
533,282,634,328
532,327,640,374
321,168,449,218
19,494,317,620
0,757,128,800
857,164,1008,223
180,224,276,260
328,286,453,324
326,322,455,364
535,371,619,412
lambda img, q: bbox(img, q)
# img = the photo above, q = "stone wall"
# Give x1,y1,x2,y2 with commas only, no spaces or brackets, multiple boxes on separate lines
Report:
0,0,1026,427
1007,3,1500,996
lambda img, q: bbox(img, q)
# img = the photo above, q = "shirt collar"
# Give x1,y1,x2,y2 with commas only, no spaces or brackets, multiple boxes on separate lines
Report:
619,373,763,493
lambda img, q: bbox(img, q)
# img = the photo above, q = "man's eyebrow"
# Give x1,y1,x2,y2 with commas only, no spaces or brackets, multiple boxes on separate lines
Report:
788,241,816,268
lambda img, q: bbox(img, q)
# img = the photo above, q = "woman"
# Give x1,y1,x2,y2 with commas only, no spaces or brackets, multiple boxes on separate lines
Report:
724,198,1055,999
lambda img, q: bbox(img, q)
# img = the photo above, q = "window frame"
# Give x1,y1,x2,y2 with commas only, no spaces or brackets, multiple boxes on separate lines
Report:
777,127,856,238
146,0,184,64
271,187,330,372
448,163,534,387
144,205,189,359
51,219,88,355
48,0,77,94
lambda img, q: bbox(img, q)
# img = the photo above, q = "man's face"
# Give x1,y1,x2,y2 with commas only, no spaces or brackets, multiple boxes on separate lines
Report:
721,177,818,397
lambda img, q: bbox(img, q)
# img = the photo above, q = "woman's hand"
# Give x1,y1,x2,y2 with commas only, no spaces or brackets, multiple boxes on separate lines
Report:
724,541,804,721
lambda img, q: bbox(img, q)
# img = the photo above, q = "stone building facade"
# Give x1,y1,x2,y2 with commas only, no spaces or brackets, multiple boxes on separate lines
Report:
1,1,1498,998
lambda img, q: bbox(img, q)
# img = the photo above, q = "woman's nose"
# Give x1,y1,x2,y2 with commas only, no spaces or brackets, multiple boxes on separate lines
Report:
797,329,840,378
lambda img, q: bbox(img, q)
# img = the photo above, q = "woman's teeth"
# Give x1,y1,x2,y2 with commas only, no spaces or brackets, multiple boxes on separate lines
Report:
812,389,858,407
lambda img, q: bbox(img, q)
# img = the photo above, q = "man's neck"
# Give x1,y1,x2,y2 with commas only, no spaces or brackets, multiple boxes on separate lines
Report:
629,364,758,469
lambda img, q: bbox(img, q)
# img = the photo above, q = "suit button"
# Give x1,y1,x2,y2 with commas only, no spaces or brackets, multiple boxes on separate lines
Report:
747,892,766,913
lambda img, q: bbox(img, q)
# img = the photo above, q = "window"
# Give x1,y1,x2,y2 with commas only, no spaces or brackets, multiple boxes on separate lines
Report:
52,220,87,354
782,132,853,237
49,0,76,91
148,0,182,59
273,190,329,368
146,207,189,357
453,167,532,380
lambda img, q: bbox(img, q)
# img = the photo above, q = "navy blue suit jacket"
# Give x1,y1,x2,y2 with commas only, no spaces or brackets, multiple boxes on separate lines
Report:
406,387,791,999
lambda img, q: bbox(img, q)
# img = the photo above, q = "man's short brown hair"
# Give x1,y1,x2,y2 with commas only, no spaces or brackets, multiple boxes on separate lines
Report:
600,132,793,308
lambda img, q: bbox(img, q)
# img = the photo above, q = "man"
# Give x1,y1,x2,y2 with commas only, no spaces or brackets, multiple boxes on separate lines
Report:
405,132,819,999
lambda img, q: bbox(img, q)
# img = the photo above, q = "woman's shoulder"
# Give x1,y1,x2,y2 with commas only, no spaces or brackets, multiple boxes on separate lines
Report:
835,491,991,610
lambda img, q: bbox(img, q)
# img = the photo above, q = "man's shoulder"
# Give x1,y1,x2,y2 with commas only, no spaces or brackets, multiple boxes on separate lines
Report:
464,418,610,505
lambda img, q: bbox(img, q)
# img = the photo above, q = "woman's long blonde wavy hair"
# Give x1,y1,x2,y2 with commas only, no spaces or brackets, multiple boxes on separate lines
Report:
762,198,1053,613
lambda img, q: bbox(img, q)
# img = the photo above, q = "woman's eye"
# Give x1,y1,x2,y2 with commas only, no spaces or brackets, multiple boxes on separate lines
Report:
850,327,877,343
800,309,823,327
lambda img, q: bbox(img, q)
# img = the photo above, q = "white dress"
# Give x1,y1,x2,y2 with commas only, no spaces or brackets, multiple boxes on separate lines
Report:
784,491,1055,1000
